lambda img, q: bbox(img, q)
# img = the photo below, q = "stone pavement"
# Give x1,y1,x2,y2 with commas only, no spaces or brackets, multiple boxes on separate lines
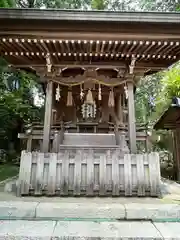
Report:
0,200,180,221
0,196,179,239
0,220,180,239
1,179,180,239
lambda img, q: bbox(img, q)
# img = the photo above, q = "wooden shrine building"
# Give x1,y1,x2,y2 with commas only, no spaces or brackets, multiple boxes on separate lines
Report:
154,97,180,181
0,9,180,197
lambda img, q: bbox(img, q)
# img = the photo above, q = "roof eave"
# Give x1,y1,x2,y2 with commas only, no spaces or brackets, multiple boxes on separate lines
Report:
0,8,179,24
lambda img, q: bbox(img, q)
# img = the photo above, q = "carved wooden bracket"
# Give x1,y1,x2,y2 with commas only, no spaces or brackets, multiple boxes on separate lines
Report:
129,57,136,74
84,68,97,78
117,68,127,78
45,53,52,73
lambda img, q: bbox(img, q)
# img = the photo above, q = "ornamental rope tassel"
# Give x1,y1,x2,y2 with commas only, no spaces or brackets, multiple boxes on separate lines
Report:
124,84,128,99
85,89,94,105
80,84,84,100
108,88,115,107
67,90,73,106
55,84,61,101
98,84,102,101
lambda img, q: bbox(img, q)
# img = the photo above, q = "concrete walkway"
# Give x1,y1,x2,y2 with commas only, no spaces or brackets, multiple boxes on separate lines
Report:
0,200,180,221
1,179,180,239
0,220,180,239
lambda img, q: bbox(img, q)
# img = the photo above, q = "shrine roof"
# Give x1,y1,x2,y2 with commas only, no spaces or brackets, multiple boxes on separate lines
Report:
0,8,179,82
154,98,180,130
0,8,179,23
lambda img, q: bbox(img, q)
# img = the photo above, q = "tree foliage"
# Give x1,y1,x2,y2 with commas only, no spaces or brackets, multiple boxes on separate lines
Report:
0,0,14,7
0,58,43,160
139,0,180,12
160,64,180,98
135,74,162,125
0,0,179,165
1,0,179,11
152,62,180,120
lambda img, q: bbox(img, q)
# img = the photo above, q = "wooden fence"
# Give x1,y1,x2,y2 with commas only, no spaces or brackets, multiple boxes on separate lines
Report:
17,150,161,197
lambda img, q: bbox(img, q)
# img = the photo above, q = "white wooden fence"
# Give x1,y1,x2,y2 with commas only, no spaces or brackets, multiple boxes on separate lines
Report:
17,150,161,196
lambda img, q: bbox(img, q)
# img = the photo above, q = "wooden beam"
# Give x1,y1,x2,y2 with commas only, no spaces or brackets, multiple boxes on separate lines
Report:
1,31,180,41
18,131,147,140
127,81,136,153
27,135,32,152
12,62,167,71
42,80,53,152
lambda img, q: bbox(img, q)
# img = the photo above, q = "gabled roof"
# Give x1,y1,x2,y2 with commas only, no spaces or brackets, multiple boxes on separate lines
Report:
0,9,179,23
154,98,180,130
0,8,179,82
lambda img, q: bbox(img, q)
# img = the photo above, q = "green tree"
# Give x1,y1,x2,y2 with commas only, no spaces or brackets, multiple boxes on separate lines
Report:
16,0,43,8
152,62,180,120
16,0,91,9
135,74,162,125
0,0,15,7
91,0,108,9
138,0,180,12
0,58,44,161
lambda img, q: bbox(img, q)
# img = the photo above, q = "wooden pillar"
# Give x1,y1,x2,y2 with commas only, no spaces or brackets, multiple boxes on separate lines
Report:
127,81,136,153
173,129,180,181
27,135,32,152
42,80,53,153
117,94,123,124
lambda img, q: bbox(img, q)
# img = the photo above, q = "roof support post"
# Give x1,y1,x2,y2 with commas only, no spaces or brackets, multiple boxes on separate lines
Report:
42,80,53,153
117,93,123,124
173,129,180,181
127,81,136,153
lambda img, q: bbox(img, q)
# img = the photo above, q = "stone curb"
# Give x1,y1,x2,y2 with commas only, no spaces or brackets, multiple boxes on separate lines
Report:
0,201,180,221
0,220,180,239
125,203,180,220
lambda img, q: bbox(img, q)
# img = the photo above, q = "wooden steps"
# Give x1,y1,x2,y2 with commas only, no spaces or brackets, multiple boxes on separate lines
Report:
63,133,117,146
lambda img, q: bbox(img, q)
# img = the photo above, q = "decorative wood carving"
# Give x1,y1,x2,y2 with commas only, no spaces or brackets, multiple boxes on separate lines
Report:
129,57,136,74
45,53,52,73
84,68,97,78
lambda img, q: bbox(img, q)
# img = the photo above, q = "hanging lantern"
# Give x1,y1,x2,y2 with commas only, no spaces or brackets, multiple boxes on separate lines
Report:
67,90,73,106
98,84,102,101
55,84,61,101
80,84,84,100
108,88,115,107
85,89,94,105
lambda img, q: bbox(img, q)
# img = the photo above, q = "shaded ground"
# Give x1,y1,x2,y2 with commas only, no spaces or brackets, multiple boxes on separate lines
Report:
0,165,19,182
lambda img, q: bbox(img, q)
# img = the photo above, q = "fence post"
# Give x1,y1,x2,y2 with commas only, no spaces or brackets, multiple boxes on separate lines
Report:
124,154,132,196
149,152,161,196
17,151,32,195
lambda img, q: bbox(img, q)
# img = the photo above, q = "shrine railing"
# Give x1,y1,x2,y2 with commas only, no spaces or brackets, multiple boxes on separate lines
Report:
18,122,149,152
17,150,161,197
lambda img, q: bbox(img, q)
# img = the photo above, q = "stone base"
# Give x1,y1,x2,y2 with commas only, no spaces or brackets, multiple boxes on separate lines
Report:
4,179,18,194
